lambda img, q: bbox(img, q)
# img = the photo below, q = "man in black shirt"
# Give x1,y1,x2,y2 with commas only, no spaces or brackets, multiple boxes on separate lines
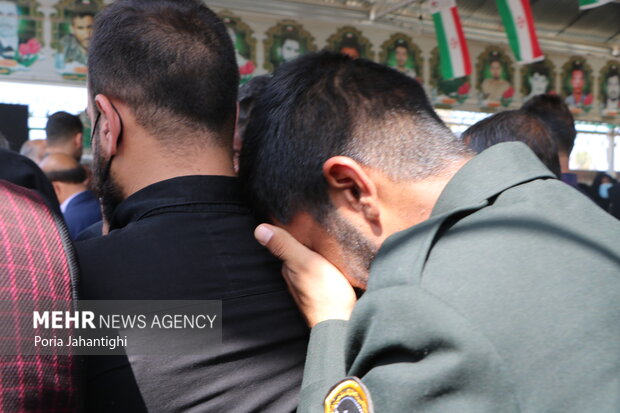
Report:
76,1,308,411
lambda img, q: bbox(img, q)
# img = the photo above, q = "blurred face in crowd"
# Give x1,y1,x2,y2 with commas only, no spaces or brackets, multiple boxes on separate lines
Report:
529,72,549,96
280,38,300,62
395,45,408,68
607,75,620,100
490,61,502,80
0,1,18,39
571,70,584,94
340,46,359,59
72,15,94,50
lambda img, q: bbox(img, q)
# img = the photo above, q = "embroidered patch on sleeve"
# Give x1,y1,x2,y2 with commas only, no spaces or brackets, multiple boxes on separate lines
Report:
324,377,373,413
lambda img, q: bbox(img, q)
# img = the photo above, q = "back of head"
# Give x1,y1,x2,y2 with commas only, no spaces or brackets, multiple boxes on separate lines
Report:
45,111,83,147
462,110,561,177
522,94,576,156
88,0,239,148
239,51,469,224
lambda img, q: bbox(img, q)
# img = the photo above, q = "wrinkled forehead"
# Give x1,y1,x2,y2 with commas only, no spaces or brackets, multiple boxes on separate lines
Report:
0,2,18,15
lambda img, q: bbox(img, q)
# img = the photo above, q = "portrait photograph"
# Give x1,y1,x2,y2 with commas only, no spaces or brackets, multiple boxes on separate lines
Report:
429,46,470,108
476,46,514,109
220,11,256,85
521,58,556,103
52,0,102,81
325,26,373,60
561,56,593,115
379,33,423,81
263,20,316,73
0,0,42,75
599,61,619,118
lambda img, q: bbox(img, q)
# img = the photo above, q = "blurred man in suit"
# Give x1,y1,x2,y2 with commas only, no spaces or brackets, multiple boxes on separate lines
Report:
39,153,100,239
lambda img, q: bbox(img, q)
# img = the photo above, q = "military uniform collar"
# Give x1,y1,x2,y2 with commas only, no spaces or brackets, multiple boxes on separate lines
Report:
431,142,555,218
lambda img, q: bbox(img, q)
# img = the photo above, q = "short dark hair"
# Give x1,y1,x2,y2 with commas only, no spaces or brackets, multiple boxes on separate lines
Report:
239,51,469,224
462,110,561,177
88,0,238,147
46,111,83,145
238,75,271,142
522,94,576,155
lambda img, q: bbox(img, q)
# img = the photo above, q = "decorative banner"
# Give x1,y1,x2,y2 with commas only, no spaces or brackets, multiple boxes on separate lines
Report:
496,0,543,64
476,46,515,109
263,20,316,73
600,60,620,118
429,46,470,108
379,33,423,81
521,58,555,102
579,0,613,10
429,0,471,79
219,10,257,85
325,26,374,60
561,56,593,115
0,0,43,76
52,0,102,81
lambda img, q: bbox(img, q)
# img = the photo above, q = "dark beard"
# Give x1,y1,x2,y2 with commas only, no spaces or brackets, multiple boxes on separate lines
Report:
92,144,124,226
326,212,378,289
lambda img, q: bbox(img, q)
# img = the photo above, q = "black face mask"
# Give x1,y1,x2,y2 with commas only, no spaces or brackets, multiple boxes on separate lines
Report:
90,107,124,226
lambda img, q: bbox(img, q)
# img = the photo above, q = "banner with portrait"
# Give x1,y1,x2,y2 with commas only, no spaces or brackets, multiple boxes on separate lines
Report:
429,46,470,108
379,33,423,82
219,10,256,85
52,0,102,81
0,0,42,76
520,58,556,103
263,20,316,73
561,56,593,115
476,46,514,109
325,26,373,60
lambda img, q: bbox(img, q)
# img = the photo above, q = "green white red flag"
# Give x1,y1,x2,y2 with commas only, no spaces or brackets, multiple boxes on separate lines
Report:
578,0,612,10
429,0,472,79
496,0,544,64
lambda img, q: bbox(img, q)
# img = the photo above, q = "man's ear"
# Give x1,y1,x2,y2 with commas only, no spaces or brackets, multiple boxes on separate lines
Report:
75,132,83,148
322,156,380,222
93,94,122,157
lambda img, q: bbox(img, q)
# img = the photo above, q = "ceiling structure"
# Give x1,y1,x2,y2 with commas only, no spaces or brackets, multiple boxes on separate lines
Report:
207,0,620,59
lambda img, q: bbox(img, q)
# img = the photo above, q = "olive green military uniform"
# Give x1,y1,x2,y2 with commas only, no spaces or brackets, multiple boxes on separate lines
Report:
299,142,620,413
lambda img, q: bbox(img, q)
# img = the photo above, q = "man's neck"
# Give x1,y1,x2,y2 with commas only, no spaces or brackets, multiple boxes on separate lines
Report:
559,152,570,174
116,146,236,199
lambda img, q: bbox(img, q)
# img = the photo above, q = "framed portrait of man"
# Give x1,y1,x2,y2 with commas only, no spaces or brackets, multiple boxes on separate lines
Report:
429,46,470,108
52,0,102,81
379,33,423,81
476,46,514,109
561,56,593,115
0,0,42,75
599,61,620,118
521,58,556,103
219,11,257,85
264,20,316,73
325,26,373,60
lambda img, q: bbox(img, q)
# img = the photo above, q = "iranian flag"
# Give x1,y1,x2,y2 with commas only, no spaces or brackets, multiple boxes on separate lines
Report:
430,0,471,79
579,0,612,10
496,0,544,64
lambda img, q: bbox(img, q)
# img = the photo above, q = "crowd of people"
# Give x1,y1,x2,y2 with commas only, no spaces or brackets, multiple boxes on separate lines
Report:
0,0,619,412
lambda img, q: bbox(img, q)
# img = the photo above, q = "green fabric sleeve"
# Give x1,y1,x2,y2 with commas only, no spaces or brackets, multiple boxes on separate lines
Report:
297,319,348,413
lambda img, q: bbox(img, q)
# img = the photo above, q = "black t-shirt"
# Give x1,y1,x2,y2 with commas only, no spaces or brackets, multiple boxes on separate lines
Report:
77,175,308,412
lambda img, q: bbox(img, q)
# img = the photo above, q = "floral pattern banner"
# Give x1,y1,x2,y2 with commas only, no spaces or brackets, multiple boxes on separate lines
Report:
220,10,257,85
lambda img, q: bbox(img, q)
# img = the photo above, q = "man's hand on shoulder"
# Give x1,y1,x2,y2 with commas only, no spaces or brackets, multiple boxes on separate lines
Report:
255,224,356,327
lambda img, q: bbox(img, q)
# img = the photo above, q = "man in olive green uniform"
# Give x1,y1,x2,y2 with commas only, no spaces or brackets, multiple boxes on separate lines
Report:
240,52,620,413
